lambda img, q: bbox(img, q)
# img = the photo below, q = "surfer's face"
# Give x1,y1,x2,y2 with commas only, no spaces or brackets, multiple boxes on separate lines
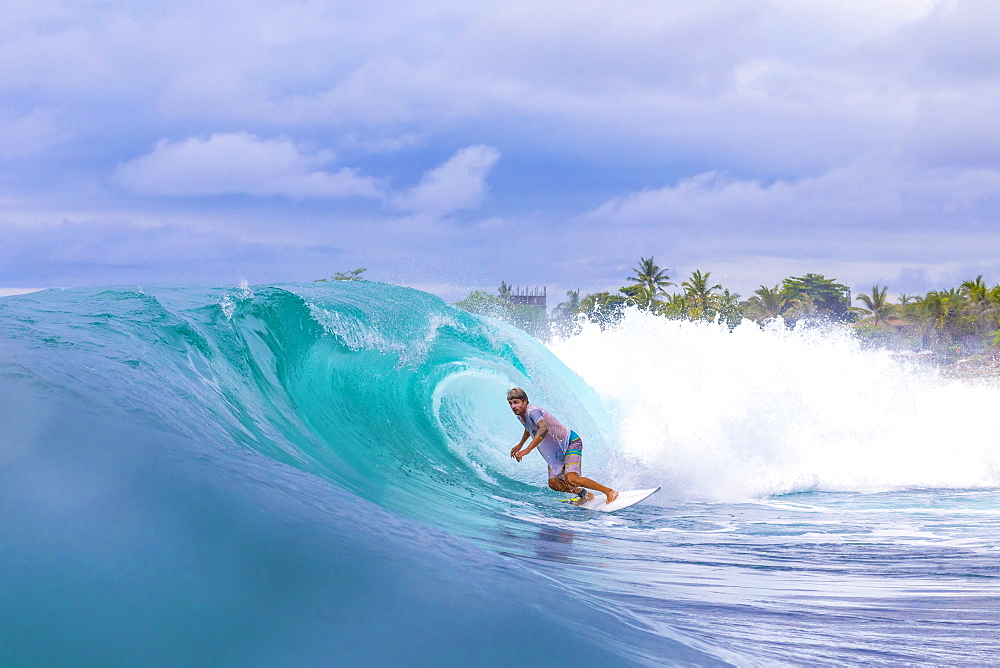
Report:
508,398,527,416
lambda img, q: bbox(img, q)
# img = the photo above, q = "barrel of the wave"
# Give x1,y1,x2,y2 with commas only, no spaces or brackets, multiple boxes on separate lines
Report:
505,386,659,512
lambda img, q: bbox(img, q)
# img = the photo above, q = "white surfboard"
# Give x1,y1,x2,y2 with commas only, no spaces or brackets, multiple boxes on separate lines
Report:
558,487,660,513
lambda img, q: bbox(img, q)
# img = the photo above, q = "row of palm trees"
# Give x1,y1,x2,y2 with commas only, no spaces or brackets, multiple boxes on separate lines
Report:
559,257,744,328
557,258,1000,354
851,276,1000,352
566,257,835,328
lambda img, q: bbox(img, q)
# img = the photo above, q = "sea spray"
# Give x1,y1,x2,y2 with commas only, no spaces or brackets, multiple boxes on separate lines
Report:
549,308,1000,500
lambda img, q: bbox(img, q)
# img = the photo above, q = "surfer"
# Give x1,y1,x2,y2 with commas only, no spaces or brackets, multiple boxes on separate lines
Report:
507,387,618,506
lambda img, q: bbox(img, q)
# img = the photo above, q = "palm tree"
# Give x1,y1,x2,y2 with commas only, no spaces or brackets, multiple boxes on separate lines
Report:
990,284,1000,306
682,270,722,319
553,289,581,322
556,289,581,314
715,289,745,328
959,275,998,338
855,285,894,325
498,281,512,303
552,289,583,336
580,291,629,327
960,275,987,304
658,292,689,318
626,256,674,311
917,288,970,345
894,293,919,324
783,293,818,323
917,291,945,336
745,284,786,321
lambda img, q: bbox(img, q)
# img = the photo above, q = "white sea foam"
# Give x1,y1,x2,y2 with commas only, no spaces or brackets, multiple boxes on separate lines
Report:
0,287,47,297
219,295,236,320
549,309,1000,501
306,300,461,368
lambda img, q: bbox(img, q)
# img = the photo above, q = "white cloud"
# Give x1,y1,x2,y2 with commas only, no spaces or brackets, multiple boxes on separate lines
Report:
887,0,1000,85
0,109,60,158
113,133,382,199
6,0,1000,297
3,0,993,179
393,144,500,216
563,156,1000,296
585,158,1000,235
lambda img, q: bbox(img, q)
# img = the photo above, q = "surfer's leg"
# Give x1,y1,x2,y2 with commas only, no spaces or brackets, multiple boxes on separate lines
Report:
562,439,617,504
548,477,576,493
549,476,593,504
564,472,617,504
546,459,576,493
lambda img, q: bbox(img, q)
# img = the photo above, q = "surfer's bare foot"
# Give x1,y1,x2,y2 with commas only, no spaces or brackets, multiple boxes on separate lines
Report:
574,491,594,506
605,490,618,504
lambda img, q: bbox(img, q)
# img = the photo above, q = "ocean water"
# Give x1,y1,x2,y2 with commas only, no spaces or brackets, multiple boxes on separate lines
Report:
2,282,998,665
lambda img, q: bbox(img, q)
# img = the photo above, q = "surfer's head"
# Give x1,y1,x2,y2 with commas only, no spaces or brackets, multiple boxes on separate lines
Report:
507,387,528,415
507,387,528,402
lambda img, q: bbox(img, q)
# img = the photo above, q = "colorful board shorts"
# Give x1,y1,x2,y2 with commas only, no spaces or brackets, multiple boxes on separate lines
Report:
549,432,583,479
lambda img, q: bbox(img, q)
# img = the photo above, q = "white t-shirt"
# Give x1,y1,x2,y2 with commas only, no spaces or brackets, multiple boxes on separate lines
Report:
518,404,572,473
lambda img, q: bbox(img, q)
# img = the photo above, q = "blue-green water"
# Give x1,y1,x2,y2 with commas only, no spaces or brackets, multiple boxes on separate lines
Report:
2,282,998,665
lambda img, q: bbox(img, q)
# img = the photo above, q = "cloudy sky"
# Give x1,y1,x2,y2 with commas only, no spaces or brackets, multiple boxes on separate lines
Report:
2,0,999,302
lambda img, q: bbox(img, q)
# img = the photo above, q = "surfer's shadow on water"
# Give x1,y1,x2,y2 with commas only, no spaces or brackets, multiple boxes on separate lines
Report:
525,501,661,560
531,524,578,563
494,522,579,564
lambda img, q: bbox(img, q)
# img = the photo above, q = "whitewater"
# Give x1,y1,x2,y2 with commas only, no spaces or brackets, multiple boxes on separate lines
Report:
2,282,998,665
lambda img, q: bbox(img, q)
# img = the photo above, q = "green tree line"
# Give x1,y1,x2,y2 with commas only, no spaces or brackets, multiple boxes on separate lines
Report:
454,281,551,339
851,276,1000,357
455,258,1000,360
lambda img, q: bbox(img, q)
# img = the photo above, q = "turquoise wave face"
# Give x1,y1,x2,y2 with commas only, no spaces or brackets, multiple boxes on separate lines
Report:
0,280,611,524
1,282,708,665
208,282,618,528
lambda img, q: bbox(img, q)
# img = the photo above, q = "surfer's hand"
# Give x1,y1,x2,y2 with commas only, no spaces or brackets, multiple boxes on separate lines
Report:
510,445,520,458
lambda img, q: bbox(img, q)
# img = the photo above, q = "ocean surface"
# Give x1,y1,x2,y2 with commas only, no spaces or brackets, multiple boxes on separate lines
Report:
2,281,998,665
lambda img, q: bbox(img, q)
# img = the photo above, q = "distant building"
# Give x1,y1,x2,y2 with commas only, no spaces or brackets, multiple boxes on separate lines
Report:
508,286,546,308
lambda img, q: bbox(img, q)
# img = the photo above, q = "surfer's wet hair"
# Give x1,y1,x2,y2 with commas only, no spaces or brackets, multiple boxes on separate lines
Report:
507,387,528,402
